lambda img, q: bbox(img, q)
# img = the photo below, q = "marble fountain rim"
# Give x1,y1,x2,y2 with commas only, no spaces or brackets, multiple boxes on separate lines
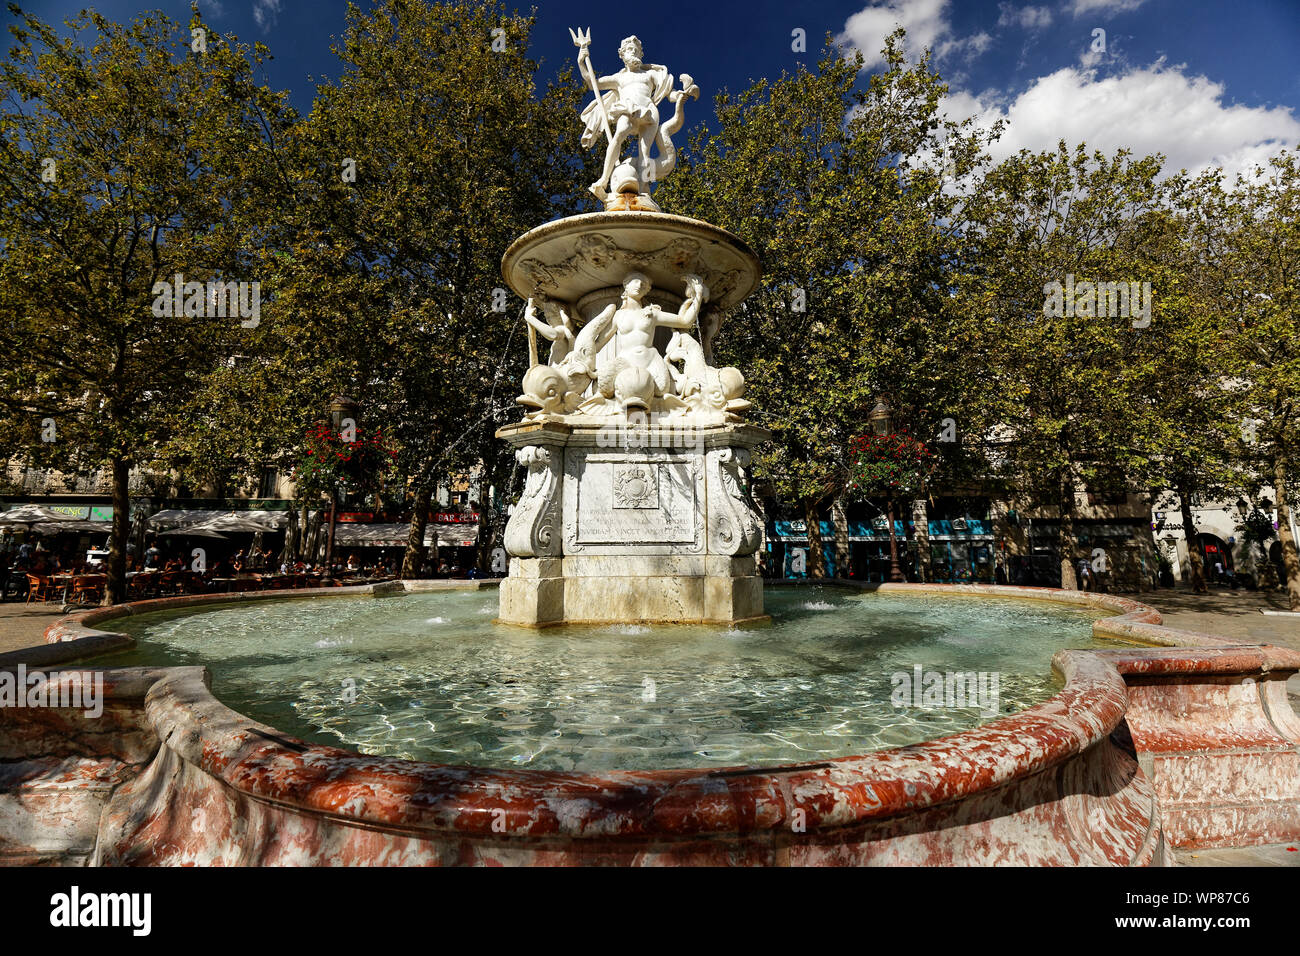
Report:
13,581,1297,841
500,210,762,311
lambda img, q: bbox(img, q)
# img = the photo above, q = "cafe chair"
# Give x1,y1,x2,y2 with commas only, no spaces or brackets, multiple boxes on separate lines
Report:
71,574,106,605
25,573,59,604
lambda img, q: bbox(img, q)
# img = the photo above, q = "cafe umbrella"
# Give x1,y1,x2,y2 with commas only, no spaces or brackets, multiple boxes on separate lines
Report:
158,527,228,540
130,505,151,557
0,505,81,527
184,513,281,535
279,507,300,568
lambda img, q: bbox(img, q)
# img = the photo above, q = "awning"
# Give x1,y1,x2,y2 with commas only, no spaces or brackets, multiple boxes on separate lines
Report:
32,520,114,534
769,518,995,542
148,509,288,530
332,522,478,548
0,505,83,526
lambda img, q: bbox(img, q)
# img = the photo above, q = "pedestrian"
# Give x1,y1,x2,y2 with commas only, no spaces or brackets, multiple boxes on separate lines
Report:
1079,562,1093,592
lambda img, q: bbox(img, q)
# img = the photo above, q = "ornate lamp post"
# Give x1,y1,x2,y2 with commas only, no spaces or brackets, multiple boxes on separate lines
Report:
323,395,360,586
868,396,907,583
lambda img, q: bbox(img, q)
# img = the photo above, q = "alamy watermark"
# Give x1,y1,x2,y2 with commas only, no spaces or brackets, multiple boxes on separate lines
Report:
891,665,1000,717
596,410,704,454
1042,274,1151,328
0,665,103,718
151,272,260,327
49,886,150,936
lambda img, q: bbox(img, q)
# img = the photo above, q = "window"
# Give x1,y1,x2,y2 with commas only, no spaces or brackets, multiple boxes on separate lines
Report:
258,467,278,499
1086,469,1128,506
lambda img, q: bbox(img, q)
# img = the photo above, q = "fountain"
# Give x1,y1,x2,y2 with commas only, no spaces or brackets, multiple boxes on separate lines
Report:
3,31,1299,868
496,31,768,626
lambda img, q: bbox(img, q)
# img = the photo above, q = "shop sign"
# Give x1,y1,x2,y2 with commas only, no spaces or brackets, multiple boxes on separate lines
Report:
48,505,90,519
432,512,479,524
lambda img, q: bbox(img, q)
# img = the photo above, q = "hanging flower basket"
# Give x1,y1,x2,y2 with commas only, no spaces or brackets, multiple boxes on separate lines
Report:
291,422,395,503
848,432,938,497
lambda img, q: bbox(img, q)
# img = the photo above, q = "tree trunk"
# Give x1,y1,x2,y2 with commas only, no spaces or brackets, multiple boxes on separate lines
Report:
1273,459,1300,610
1178,486,1208,594
754,494,769,576
1058,471,1078,590
103,457,130,606
322,491,338,583
403,484,432,579
912,499,930,582
804,498,826,579
297,502,310,560
831,497,850,579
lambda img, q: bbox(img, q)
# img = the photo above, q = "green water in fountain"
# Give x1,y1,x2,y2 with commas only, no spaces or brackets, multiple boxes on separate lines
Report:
107,586,1117,772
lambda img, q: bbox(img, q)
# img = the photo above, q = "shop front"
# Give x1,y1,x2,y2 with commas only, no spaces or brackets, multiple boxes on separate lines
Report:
921,518,996,583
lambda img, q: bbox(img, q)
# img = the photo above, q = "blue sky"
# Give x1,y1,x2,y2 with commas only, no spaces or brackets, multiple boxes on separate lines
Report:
8,0,1300,180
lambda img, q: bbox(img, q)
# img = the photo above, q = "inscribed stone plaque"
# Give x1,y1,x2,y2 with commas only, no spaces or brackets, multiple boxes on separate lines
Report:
570,452,700,549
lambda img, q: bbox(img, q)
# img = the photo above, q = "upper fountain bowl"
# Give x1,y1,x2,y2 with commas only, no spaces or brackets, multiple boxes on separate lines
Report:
502,211,761,314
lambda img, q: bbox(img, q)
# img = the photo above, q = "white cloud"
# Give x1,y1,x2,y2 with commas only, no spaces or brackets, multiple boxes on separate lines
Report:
998,4,1054,30
198,0,225,17
253,0,282,31
839,0,992,70
943,63,1300,183
1068,0,1148,17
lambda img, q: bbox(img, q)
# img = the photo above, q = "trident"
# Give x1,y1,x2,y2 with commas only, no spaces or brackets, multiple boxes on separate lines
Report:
569,27,614,142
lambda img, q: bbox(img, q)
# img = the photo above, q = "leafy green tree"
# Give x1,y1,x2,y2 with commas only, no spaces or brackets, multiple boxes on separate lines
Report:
0,5,296,603
1133,168,1250,593
659,32,998,577
204,0,596,578
1206,150,1300,607
959,143,1179,589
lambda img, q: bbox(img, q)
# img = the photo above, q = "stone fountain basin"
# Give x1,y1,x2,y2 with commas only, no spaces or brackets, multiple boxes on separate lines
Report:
501,210,761,315
3,582,1298,866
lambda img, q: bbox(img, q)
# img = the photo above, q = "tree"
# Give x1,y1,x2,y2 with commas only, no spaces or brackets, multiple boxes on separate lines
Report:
659,32,997,577
1208,150,1300,608
1133,168,1249,593
0,5,296,603
959,143,1178,589
215,0,596,578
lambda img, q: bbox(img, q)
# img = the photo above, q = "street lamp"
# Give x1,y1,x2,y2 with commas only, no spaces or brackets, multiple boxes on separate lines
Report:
323,395,360,586
868,396,893,437
867,395,907,583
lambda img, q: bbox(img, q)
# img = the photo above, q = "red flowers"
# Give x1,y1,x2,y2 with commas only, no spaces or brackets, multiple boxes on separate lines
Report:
849,431,937,496
293,419,395,499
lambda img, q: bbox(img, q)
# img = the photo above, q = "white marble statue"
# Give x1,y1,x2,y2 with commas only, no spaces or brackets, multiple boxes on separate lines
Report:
570,29,699,203
592,272,706,408
523,297,576,367
664,329,749,420
515,270,751,423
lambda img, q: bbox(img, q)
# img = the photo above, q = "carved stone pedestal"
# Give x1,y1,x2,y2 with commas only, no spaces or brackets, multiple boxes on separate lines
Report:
496,420,769,626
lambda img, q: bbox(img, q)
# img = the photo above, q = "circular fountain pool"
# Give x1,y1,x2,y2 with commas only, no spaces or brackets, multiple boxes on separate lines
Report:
107,586,1115,772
